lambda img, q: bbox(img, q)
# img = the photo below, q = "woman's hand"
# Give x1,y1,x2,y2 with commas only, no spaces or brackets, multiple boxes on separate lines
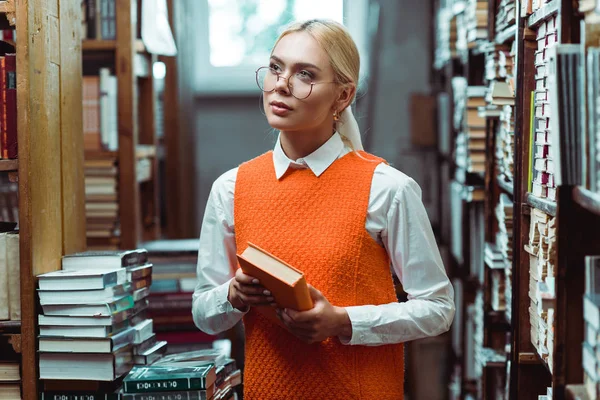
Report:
277,285,352,344
228,268,275,311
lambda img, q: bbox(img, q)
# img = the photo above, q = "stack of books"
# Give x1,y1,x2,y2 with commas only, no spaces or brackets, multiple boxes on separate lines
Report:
144,239,198,335
83,68,118,153
122,349,242,400
524,209,556,370
63,249,166,366
547,44,585,189
0,362,20,400
496,194,514,322
583,255,600,399
485,242,506,312
484,44,510,82
472,291,485,380
495,0,516,34
497,104,515,182
455,11,468,59
580,0,600,24
586,48,600,193
85,155,120,249
452,77,468,133
434,7,455,69
465,0,488,44
530,15,559,201
456,86,487,174
37,249,165,392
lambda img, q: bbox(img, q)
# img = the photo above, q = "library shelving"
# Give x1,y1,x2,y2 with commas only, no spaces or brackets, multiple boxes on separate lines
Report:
434,0,600,399
0,0,88,399
82,0,161,250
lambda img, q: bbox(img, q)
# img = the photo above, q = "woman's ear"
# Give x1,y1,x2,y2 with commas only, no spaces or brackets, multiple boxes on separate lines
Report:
334,84,356,114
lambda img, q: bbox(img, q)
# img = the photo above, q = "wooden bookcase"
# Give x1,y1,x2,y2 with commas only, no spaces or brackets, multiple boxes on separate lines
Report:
82,0,160,250
0,0,87,399
434,0,600,399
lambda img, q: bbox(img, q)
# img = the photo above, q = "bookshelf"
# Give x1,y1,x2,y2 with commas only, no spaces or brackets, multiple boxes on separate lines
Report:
2,0,88,399
434,0,600,399
82,0,161,250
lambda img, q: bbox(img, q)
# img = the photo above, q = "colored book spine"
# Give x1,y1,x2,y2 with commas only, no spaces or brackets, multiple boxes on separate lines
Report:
123,377,208,393
5,54,16,159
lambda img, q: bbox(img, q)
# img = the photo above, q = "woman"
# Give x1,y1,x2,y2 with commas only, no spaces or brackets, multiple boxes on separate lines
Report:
192,19,454,400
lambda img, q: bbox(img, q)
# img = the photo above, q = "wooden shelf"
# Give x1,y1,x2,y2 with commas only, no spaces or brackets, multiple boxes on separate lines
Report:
0,320,20,334
573,187,600,217
496,176,514,197
0,159,17,171
495,24,517,44
527,0,559,29
83,39,146,53
525,192,556,216
0,1,15,14
85,145,156,160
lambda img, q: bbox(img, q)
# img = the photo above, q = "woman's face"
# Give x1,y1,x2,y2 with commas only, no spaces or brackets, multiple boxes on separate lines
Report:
262,31,340,133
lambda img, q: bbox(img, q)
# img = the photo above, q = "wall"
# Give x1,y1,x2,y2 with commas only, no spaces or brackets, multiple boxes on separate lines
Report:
177,0,435,236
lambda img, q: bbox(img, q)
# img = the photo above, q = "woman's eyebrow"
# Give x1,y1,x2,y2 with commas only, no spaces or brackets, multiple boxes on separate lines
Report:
270,55,322,71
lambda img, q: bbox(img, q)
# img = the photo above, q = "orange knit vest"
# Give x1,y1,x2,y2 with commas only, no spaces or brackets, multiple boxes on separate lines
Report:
234,151,404,400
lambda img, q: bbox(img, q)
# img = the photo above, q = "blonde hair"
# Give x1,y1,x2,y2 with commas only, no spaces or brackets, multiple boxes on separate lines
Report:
272,19,360,149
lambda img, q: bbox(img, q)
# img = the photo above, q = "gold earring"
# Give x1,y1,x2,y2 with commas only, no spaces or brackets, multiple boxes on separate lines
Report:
333,110,340,121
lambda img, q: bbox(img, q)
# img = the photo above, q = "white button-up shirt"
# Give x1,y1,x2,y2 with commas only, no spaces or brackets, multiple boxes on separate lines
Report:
192,132,455,345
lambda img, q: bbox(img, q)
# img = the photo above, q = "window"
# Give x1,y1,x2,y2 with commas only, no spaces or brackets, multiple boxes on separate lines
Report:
195,0,370,95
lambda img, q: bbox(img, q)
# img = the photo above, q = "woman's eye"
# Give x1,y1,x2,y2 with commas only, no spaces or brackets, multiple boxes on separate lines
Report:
297,70,313,81
270,64,282,71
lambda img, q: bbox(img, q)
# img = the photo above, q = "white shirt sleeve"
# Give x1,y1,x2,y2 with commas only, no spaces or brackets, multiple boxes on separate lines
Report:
340,174,455,346
191,168,248,335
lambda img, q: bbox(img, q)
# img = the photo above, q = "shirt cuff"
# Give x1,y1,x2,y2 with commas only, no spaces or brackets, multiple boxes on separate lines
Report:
338,306,373,345
215,279,249,316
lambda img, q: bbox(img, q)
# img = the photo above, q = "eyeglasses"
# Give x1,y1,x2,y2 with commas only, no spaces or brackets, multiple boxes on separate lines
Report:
255,66,336,100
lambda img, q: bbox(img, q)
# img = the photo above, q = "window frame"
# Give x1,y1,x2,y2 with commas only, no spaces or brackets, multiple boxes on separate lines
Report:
194,0,371,96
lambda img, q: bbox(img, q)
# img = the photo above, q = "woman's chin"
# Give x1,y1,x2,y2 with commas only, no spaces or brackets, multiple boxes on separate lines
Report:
266,116,296,131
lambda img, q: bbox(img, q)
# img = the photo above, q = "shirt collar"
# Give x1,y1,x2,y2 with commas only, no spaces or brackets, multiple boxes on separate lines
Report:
272,132,345,179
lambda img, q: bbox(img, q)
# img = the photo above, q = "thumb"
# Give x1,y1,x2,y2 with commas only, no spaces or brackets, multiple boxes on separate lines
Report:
308,284,323,301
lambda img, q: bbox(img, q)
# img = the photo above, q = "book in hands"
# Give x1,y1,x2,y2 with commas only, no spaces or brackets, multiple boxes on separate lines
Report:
236,242,313,312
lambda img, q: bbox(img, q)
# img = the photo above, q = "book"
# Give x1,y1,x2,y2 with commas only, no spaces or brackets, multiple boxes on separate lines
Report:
38,308,131,326
123,364,216,393
0,233,7,320
38,282,132,305
127,264,153,281
39,345,133,381
122,390,213,400
133,340,168,365
62,249,148,270
132,319,154,344
39,319,130,338
40,295,134,317
236,242,313,312
39,326,136,353
38,268,126,291
6,231,18,319
41,393,121,400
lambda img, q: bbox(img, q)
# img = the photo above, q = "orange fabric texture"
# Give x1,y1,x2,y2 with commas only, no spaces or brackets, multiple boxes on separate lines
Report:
234,150,404,400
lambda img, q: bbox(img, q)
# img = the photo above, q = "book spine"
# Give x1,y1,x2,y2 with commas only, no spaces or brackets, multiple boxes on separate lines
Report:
0,56,5,160
41,392,121,400
123,378,192,393
5,54,16,159
122,391,207,400
86,0,97,39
